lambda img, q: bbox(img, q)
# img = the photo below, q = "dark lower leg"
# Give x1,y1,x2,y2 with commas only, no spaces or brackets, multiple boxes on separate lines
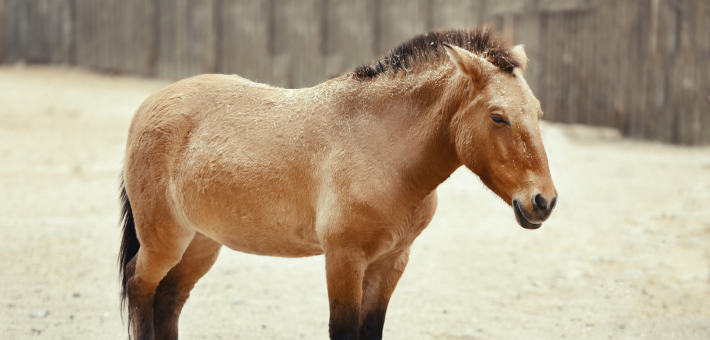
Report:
358,306,387,340
153,277,190,340
325,248,367,340
329,303,361,340
126,234,195,340
126,257,161,340
152,234,221,340
357,250,410,340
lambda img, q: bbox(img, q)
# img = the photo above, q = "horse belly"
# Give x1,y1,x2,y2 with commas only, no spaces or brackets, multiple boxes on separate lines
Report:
170,178,323,258
212,218,324,258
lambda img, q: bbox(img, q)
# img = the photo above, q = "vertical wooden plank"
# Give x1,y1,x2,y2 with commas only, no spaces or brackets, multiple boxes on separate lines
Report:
145,0,158,76
627,0,642,132
48,0,58,63
651,0,664,140
0,0,5,62
692,0,705,144
74,0,90,68
644,0,662,140
608,0,619,130
218,0,237,76
588,2,603,126
566,12,578,124
98,0,107,70
174,0,187,79
636,0,650,138
619,0,631,130
25,0,44,63
658,0,676,142
114,0,125,72
553,12,564,123
680,0,696,144
90,0,97,68
204,0,218,74
115,0,127,72
671,0,683,143
186,0,200,76
212,0,222,75
579,8,592,126
96,0,104,70
107,0,117,71
155,0,175,79
76,0,85,67
47,0,57,63
560,12,571,123
107,0,116,70
73,0,83,66
548,11,560,123
539,12,552,122
123,0,131,73
24,0,35,62
618,0,634,134
700,0,710,143
62,0,75,65
91,0,99,69
611,1,624,130
88,0,97,68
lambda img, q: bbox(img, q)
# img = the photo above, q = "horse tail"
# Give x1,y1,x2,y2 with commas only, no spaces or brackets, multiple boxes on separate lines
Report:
118,171,140,320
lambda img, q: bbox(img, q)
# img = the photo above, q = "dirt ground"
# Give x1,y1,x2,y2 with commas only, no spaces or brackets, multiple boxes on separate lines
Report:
1,66,709,340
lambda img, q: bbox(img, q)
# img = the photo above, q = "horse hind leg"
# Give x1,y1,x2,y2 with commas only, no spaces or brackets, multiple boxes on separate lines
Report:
153,233,222,340
121,201,195,340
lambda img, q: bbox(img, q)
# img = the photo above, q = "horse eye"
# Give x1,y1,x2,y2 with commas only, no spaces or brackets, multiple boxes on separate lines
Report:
491,115,506,124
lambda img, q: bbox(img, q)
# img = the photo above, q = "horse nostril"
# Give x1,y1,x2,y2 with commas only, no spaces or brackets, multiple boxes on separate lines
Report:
534,194,548,211
550,196,557,211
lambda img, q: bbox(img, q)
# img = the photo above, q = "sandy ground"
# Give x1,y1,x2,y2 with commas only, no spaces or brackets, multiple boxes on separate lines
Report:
1,66,709,340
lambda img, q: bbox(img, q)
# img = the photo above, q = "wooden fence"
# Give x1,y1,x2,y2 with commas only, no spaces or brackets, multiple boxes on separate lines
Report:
1,0,709,144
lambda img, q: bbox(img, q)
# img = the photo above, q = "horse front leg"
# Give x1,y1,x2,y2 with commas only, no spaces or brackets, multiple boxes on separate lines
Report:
357,248,410,340
324,247,368,340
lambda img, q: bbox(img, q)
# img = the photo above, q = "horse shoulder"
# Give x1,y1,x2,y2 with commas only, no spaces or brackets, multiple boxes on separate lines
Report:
314,159,438,257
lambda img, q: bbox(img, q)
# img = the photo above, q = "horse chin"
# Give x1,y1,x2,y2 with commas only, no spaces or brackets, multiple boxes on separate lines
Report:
513,200,542,230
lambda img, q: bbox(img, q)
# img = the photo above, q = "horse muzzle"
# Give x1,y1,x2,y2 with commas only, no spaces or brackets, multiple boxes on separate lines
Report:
513,194,557,230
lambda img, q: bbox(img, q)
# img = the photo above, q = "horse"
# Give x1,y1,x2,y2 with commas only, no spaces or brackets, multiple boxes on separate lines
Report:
118,27,557,340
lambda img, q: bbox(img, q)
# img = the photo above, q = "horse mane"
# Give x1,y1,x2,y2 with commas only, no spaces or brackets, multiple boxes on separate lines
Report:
353,27,521,80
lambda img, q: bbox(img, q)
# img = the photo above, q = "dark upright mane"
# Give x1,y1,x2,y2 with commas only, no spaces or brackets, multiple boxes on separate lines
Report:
353,27,521,80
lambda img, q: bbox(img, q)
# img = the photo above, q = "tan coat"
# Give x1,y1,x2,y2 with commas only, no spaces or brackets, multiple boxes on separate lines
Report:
119,28,557,340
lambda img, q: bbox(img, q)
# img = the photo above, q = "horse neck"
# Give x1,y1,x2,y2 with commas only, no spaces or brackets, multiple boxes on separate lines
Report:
337,68,466,200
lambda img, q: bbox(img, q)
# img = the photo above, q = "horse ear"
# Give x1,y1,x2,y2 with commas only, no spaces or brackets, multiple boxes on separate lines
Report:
442,43,486,83
510,44,528,71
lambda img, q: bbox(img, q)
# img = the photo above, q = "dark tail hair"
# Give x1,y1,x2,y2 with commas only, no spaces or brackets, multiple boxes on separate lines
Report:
118,172,140,320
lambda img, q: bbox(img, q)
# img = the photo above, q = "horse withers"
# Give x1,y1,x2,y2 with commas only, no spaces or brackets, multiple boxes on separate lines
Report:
118,27,557,340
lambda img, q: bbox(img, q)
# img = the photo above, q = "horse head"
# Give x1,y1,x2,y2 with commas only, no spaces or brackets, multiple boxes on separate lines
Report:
444,43,557,229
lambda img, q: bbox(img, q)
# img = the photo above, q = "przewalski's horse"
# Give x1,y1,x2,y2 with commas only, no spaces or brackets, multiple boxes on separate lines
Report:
119,27,557,340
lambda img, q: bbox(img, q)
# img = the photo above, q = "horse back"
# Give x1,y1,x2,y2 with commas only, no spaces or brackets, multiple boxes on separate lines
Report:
123,74,437,258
